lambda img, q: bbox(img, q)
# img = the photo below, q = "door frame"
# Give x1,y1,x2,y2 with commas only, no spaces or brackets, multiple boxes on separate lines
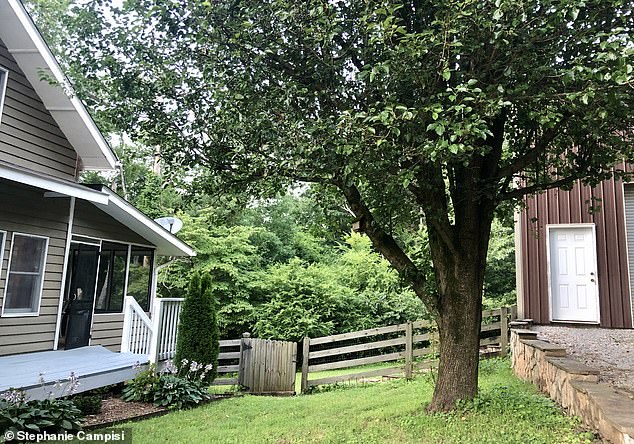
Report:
546,223,600,324
58,240,102,349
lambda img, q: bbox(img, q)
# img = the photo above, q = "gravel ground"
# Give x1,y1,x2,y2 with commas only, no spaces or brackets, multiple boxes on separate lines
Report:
532,325,634,395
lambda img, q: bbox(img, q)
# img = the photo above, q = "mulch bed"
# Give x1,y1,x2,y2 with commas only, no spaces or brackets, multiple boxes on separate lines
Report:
82,394,237,429
83,398,167,429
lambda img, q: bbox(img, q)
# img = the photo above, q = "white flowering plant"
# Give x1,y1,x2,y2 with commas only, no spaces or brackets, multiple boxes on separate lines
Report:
122,360,213,410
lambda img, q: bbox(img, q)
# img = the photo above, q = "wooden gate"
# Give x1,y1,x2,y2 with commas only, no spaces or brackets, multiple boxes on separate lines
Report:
238,337,297,395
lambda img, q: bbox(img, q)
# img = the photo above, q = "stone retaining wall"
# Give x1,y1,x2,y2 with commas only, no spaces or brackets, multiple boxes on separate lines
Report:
511,329,634,444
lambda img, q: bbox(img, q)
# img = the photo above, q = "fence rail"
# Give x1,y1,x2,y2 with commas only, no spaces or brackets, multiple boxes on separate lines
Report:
300,305,515,393
213,338,243,386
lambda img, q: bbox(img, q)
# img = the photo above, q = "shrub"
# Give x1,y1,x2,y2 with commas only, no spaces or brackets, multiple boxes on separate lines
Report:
121,361,213,410
174,272,219,382
0,390,83,435
151,375,211,410
121,366,161,403
71,395,102,415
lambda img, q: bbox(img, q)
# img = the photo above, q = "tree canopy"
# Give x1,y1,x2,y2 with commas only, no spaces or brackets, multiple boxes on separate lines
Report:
46,0,633,410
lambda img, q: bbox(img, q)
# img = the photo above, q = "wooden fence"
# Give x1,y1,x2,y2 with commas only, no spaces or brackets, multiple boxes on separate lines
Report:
300,306,515,393
238,338,297,395
212,338,242,386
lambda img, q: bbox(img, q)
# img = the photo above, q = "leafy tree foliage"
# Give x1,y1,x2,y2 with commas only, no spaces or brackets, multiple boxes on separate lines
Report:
39,0,633,409
174,272,219,382
254,234,425,342
163,211,266,337
483,219,516,309
160,200,426,340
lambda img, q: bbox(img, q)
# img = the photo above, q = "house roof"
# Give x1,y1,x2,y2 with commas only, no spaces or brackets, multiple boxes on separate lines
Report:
0,160,196,257
0,0,117,170
90,185,196,258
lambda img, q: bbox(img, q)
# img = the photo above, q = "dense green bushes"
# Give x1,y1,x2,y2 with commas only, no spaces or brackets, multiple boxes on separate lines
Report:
253,235,425,342
156,195,515,341
122,363,212,410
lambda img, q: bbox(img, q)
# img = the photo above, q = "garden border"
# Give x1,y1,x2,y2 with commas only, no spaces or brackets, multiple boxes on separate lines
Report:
511,328,634,444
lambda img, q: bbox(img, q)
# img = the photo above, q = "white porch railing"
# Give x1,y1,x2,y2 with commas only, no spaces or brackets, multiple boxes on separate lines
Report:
151,298,184,362
121,296,184,363
121,296,154,356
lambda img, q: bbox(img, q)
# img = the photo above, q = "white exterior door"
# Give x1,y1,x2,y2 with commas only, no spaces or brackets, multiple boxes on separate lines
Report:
548,226,599,323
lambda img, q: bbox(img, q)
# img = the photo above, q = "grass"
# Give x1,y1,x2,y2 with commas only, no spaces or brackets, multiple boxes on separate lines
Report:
116,359,596,444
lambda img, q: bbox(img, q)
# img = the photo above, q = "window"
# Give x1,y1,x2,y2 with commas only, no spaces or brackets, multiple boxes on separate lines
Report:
126,247,153,311
2,233,48,316
0,67,8,126
94,242,128,313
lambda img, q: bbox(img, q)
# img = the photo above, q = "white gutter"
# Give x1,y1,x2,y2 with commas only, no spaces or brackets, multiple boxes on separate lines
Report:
0,161,109,204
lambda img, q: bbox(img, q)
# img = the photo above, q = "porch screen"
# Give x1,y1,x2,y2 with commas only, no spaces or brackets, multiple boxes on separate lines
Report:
2,234,48,315
127,248,153,311
95,242,128,313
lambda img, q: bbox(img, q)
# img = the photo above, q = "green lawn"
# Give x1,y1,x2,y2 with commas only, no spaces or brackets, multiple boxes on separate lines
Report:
119,360,596,444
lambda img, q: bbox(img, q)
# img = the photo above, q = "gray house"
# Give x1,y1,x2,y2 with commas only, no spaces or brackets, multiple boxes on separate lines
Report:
0,0,195,398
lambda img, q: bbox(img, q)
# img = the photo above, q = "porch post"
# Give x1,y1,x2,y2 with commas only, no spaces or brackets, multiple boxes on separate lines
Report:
148,299,163,364
53,197,75,351
121,297,132,353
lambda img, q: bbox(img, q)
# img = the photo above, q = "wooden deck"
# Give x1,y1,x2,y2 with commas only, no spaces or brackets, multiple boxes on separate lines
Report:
0,346,148,400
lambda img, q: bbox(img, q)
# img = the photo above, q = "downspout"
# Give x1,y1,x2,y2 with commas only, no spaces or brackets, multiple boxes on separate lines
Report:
151,257,179,305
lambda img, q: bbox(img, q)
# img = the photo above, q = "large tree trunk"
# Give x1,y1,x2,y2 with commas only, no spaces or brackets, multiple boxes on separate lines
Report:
428,255,486,411
339,180,496,411
426,187,494,411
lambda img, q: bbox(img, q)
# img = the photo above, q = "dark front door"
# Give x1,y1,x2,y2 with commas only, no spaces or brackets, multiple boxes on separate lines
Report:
62,243,100,350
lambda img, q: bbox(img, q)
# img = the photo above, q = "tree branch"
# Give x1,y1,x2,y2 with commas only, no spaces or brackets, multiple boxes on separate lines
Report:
500,175,578,200
495,121,566,180
338,182,439,315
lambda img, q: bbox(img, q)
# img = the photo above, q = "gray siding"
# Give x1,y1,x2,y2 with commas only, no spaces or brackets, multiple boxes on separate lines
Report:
0,179,70,356
0,37,78,180
91,313,124,352
623,185,634,326
73,201,151,246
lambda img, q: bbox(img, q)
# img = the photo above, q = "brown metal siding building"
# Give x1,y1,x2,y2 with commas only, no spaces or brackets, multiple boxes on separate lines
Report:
517,168,634,329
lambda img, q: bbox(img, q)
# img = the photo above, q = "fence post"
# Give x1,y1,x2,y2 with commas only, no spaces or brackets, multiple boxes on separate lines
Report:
500,306,509,357
510,305,518,321
301,337,310,394
238,332,250,387
405,322,413,379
